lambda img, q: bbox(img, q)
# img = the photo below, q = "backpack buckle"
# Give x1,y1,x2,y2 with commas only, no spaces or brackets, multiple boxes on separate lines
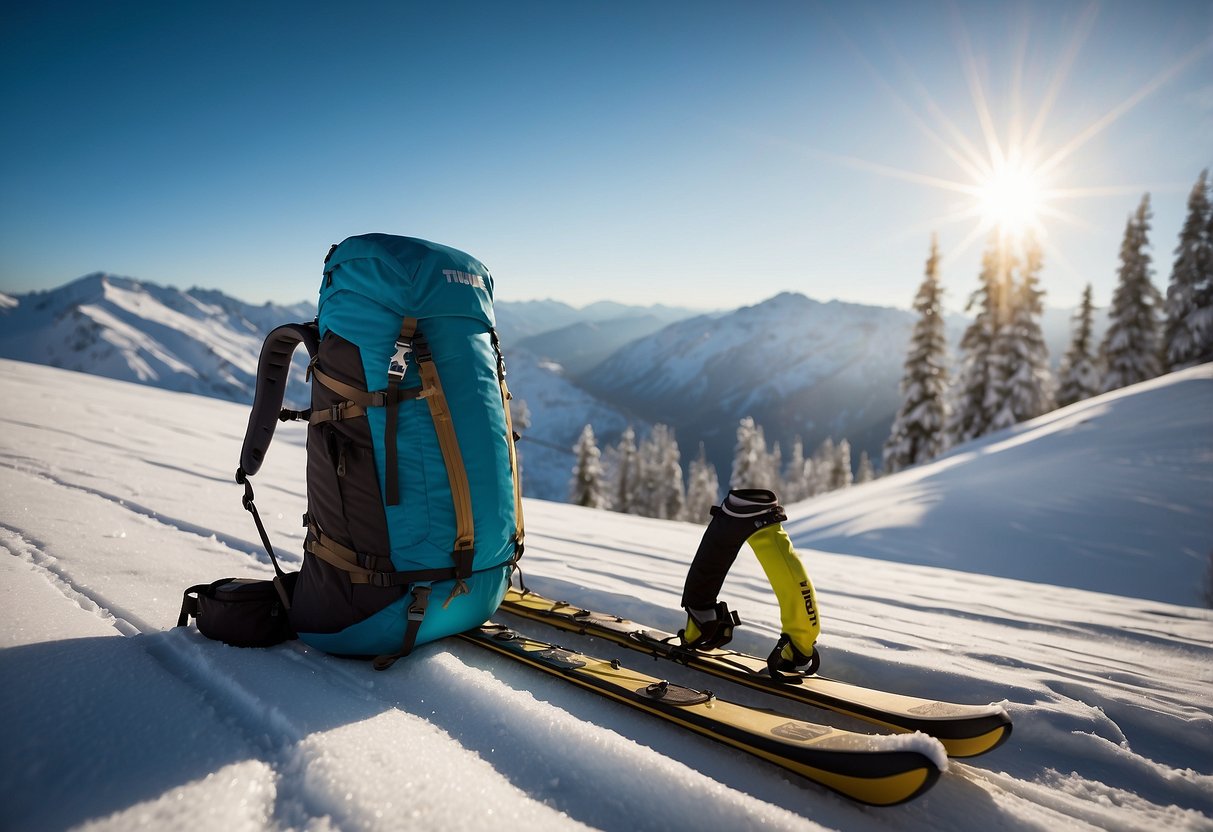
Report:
408,585,432,621
388,338,412,381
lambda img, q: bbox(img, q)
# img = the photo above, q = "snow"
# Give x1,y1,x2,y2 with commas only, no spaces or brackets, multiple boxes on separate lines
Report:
1,356,1211,831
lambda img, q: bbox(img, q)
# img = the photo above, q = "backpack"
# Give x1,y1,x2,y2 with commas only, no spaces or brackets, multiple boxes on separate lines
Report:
181,234,524,669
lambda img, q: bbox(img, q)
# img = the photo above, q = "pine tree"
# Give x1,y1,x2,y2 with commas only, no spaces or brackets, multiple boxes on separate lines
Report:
946,235,1008,446
768,441,783,496
633,425,685,519
1056,284,1101,407
884,235,950,473
831,439,854,491
996,231,1054,425
611,426,639,515
569,424,606,508
730,417,770,489
856,451,876,484
984,241,1023,434
1101,194,1163,392
810,438,836,495
1165,169,1213,369
684,444,720,523
657,426,687,521
783,437,810,501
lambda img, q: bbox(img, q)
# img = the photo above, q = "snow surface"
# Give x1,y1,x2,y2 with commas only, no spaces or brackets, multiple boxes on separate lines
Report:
1,357,1211,831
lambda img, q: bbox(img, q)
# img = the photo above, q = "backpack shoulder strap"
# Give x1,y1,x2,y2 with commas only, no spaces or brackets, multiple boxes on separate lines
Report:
239,321,319,477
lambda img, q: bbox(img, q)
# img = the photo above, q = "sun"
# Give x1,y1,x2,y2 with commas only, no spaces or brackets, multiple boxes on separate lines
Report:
976,155,1048,239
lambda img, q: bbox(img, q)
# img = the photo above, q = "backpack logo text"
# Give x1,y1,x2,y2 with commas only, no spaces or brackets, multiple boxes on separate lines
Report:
443,270,486,289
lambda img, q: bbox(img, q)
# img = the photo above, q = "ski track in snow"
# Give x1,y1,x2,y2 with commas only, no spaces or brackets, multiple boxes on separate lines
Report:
2,358,1213,831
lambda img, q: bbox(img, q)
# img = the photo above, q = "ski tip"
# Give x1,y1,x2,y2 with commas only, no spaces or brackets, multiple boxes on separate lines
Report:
817,755,943,807
940,712,1013,758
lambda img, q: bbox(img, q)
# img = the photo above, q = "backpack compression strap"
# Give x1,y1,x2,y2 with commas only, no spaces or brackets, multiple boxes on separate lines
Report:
305,318,477,583
410,325,476,580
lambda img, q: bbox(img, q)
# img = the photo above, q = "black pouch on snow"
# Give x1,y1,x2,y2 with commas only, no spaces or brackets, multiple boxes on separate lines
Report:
177,574,298,648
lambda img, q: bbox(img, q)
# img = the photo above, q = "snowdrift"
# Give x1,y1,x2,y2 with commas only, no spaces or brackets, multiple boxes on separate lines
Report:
786,364,1213,607
1,357,1210,831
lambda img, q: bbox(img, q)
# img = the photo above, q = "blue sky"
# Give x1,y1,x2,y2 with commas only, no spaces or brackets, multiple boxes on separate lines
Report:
1,1,1210,313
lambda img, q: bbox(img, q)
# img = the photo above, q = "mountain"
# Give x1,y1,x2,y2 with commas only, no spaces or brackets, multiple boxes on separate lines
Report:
0,274,687,502
579,292,917,477
494,297,702,344
2,356,1210,831
514,314,682,376
0,273,314,406
0,273,1120,506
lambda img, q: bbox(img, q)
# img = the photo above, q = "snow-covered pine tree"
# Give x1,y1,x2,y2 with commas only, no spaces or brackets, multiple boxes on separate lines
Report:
783,437,810,501
768,441,783,496
810,437,836,495
569,424,606,508
730,416,769,489
856,450,876,484
637,424,685,520
1056,283,1101,407
1165,169,1213,369
993,231,1053,426
1101,194,1163,392
611,425,639,515
684,444,720,523
657,425,687,521
632,425,685,519
946,235,1008,446
884,235,950,473
831,439,854,491
983,240,1023,434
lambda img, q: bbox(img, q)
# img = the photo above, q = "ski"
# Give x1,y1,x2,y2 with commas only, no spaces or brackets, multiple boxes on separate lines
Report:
497,587,1012,758
459,623,944,806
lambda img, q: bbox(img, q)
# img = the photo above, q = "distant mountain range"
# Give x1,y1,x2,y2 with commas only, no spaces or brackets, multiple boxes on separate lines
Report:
0,273,1103,502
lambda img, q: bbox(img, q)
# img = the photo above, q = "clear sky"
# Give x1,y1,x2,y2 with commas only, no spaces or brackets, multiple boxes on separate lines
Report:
1,1,1210,313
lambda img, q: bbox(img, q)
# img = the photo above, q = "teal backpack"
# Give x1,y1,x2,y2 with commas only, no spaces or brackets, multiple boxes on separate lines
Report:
213,234,524,669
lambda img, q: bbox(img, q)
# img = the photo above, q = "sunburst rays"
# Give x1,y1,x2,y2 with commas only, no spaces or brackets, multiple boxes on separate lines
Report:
823,2,1211,286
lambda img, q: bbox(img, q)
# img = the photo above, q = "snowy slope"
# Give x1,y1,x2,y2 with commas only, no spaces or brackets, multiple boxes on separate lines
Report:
784,364,1213,607
1,357,1211,832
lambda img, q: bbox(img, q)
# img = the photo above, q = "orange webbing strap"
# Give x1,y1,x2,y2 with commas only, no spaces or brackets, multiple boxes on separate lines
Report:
305,523,461,586
309,367,422,426
311,367,384,408
414,340,476,577
305,534,380,584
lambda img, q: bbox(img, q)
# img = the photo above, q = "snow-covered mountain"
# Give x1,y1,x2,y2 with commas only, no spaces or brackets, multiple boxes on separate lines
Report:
0,274,314,406
514,313,683,376
1,357,1209,831
580,292,918,475
0,273,1129,506
0,275,673,502
493,298,702,344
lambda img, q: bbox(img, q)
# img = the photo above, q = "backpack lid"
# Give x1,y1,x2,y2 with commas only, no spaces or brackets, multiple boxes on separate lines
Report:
320,234,495,334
